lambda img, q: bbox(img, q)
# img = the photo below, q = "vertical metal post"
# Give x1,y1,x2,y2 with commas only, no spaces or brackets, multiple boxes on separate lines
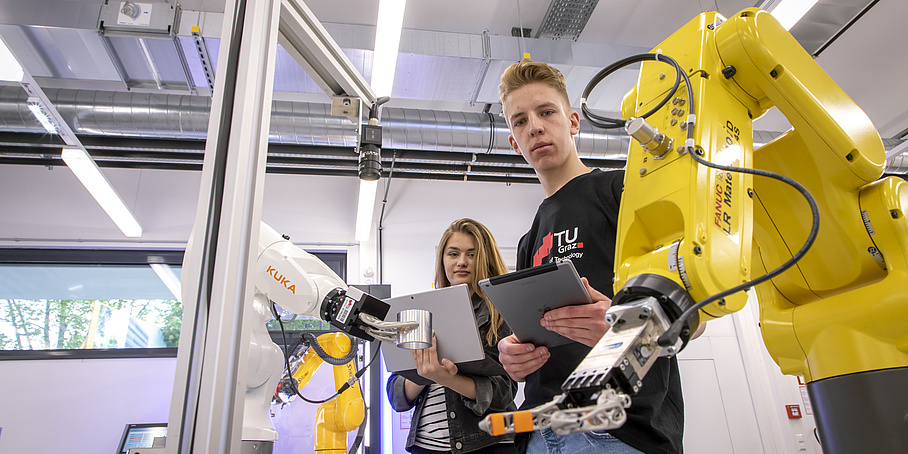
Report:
369,345,383,453
165,0,282,452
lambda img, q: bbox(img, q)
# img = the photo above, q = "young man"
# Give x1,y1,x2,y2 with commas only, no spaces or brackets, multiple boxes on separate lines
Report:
496,60,685,454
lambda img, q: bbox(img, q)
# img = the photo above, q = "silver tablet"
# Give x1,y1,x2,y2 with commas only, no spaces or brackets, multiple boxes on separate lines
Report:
381,284,486,383
479,260,592,348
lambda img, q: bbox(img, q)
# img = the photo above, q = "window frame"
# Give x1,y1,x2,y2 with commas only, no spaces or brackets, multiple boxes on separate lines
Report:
0,248,185,360
0,248,347,361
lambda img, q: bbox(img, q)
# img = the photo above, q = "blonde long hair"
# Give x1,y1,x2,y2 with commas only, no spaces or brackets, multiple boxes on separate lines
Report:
434,218,509,346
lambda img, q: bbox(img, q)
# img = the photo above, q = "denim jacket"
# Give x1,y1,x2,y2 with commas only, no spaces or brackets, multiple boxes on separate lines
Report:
387,293,518,453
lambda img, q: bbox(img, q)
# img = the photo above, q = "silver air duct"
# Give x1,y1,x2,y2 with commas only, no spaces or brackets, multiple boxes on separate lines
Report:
0,86,629,159
0,86,904,173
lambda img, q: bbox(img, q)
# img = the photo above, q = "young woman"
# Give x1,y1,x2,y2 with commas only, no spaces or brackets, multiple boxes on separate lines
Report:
387,218,518,454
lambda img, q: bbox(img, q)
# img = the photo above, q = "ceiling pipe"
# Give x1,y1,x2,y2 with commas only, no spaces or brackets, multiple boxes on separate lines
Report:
0,86,629,158
0,86,904,173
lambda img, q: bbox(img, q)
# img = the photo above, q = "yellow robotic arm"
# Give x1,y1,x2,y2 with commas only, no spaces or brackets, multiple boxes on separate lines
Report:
481,8,908,451
288,332,365,454
711,9,907,451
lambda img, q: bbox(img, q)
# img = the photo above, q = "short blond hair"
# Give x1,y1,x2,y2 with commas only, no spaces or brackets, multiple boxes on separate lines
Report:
498,60,572,121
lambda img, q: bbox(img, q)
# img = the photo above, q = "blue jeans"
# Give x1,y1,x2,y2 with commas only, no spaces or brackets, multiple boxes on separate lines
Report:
526,428,645,454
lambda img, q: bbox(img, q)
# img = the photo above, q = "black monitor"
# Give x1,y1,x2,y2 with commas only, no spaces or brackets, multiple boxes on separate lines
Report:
116,423,167,454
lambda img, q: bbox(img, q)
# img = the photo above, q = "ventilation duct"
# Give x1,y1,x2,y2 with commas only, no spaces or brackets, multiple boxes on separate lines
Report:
0,86,904,174
0,86,629,159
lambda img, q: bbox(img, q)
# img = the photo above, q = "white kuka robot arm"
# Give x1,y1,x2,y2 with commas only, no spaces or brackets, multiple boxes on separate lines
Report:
243,222,421,443
256,221,348,319
256,222,416,343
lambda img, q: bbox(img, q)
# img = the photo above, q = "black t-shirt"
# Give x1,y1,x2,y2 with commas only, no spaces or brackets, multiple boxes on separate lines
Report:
517,169,684,454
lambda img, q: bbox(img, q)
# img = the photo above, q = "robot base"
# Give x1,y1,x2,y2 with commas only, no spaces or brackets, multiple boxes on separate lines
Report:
807,367,908,453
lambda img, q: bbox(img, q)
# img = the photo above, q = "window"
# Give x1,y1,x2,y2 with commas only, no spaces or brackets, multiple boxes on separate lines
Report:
1,248,348,358
0,249,183,357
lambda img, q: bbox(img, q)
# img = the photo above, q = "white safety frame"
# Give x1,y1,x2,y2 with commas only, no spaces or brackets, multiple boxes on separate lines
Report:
164,0,377,452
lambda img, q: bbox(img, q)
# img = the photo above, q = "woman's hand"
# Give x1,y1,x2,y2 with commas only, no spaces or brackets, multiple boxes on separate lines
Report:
413,335,460,387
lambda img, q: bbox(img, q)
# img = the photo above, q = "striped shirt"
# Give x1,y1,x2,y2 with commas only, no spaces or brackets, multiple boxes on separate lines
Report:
413,384,451,451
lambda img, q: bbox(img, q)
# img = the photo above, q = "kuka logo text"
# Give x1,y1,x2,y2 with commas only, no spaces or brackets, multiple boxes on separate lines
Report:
267,265,296,294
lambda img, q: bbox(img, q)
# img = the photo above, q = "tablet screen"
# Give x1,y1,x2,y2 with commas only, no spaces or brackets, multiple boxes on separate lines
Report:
480,260,591,347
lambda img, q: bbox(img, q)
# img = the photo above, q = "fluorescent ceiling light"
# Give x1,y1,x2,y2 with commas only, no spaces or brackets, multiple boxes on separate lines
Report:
769,0,819,31
27,97,57,133
371,0,406,97
355,179,379,242
0,36,23,82
150,263,182,301
62,147,144,238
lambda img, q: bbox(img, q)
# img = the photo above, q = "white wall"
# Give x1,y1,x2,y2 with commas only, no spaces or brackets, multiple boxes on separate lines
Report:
675,292,823,454
731,297,823,454
0,358,176,453
377,177,543,296
0,164,820,453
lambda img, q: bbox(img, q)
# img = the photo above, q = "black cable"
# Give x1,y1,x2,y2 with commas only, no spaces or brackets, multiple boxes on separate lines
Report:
347,341,373,454
272,301,321,404
327,340,383,409
656,53,820,347
303,331,357,365
349,422,367,454
580,53,683,129
272,299,382,405
270,304,383,454
657,147,821,346
486,111,495,154
579,50,821,348
357,340,383,380
378,151,397,284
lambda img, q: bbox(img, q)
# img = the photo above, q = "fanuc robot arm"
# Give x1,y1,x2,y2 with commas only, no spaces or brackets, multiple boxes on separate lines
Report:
242,222,418,445
481,8,908,451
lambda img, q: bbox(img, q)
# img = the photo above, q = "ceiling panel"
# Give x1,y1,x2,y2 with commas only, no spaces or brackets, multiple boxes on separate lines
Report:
393,53,484,103
811,0,908,138
104,36,190,91
28,27,120,80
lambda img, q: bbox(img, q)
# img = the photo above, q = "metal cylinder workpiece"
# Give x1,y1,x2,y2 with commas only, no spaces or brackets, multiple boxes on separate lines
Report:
396,309,432,349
